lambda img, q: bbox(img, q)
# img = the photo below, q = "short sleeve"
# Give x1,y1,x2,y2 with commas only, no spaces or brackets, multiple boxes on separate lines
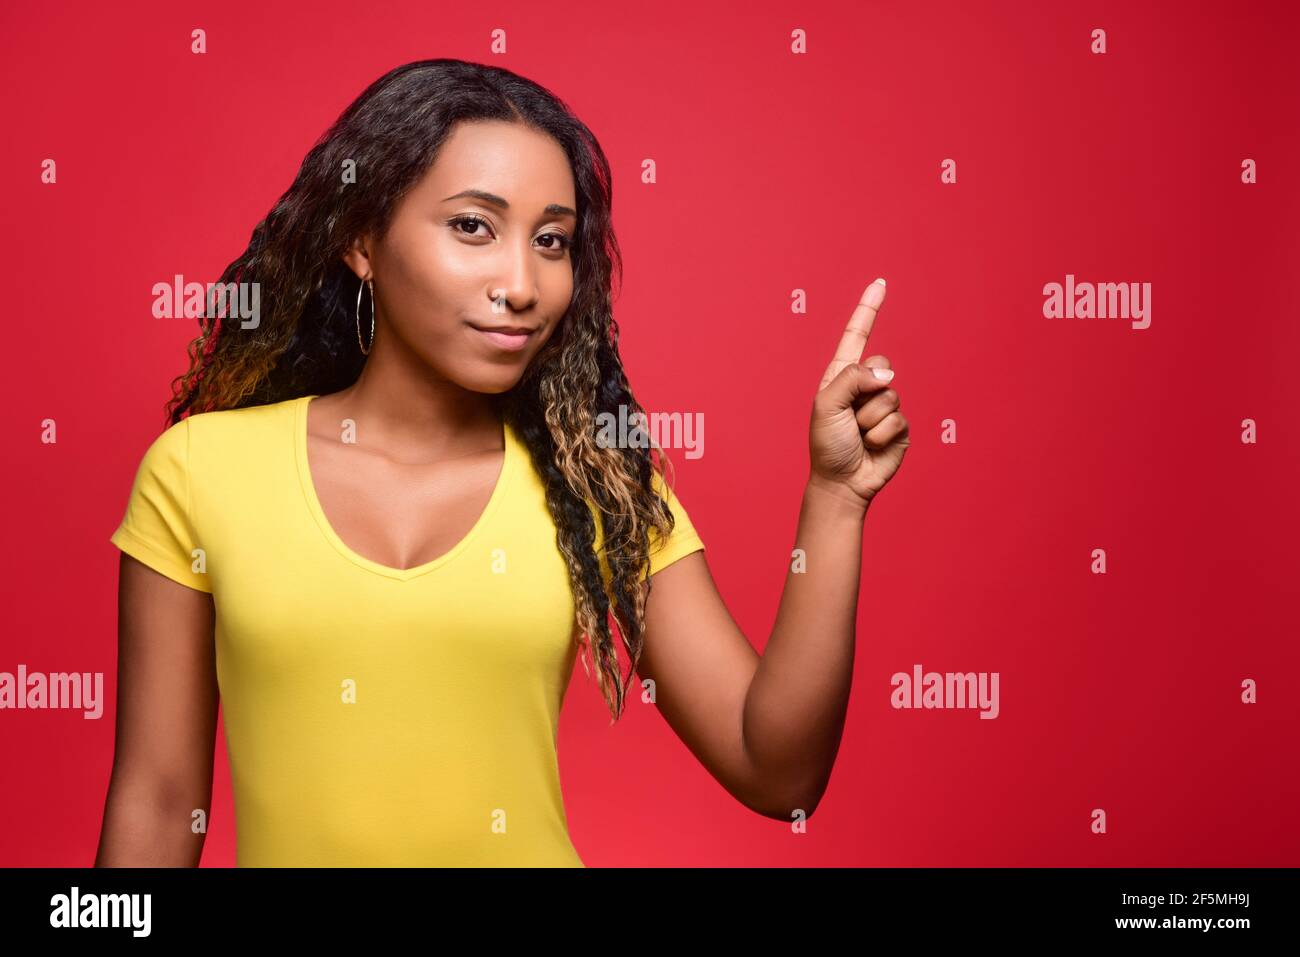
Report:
645,471,705,578
109,418,213,593
593,470,705,586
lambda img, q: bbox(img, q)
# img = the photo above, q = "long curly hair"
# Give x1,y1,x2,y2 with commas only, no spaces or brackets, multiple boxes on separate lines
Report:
163,58,678,724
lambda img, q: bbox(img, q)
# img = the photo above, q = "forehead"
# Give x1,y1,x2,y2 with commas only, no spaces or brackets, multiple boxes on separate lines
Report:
413,119,576,210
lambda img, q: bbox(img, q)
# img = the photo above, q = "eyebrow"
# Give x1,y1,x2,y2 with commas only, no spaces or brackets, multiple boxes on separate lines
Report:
442,188,577,219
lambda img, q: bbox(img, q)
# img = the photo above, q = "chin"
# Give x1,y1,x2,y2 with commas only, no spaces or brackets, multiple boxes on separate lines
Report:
458,366,529,396
419,347,529,395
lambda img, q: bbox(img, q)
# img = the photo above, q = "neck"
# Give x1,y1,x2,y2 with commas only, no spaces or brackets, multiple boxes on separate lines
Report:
316,338,505,462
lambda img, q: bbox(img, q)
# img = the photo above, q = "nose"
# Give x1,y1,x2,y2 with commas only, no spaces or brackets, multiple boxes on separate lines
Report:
488,234,541,315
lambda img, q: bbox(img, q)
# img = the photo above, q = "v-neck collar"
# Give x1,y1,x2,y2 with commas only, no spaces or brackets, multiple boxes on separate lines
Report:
294,394,515,582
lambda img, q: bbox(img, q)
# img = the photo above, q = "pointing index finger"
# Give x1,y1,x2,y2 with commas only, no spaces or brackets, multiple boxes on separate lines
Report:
820,278,887,389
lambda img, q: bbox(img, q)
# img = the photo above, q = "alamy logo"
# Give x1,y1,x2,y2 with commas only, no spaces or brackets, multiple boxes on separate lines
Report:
890,664,1000,719
152,273,261,329
0,665,103,719
595,405,704,459
49,886,151,937
1043,273,1150,329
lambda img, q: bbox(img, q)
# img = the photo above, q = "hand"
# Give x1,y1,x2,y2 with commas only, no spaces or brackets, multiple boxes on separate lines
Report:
808,278,910,509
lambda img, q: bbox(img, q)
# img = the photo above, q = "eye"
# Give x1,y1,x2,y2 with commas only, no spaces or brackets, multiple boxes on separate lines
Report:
536,231,571,253
450,213,493,238
449,214,571,254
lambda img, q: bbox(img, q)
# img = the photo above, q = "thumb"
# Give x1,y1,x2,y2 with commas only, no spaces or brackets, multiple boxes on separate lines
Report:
816,360,895,413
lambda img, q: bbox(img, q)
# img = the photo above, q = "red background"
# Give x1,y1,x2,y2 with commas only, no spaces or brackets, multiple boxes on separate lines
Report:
2,0,1297,866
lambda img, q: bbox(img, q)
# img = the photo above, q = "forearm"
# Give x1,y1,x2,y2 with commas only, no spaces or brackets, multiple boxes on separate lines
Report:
95,774,209,867
742,476,869,816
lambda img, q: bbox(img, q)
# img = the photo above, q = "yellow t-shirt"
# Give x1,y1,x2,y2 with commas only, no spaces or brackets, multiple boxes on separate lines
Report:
108,394,704,867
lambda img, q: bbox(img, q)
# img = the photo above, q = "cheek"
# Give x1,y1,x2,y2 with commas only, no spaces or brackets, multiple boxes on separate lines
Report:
534,320,561,352
410,231,481,292
386,225,475,298
543,268,575,316
384,248,479,337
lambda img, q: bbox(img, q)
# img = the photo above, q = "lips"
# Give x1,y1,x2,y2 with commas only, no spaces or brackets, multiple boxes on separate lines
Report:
468,322,538,335
468,321,536,353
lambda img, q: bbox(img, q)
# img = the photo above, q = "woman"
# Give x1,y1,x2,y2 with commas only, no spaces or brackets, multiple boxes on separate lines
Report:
96,58,909,867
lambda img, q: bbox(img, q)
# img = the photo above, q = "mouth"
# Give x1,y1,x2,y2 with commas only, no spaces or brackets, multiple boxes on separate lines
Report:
467,321,537,353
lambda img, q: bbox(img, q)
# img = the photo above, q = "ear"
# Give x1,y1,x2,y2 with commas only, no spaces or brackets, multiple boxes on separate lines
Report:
342,234,374,280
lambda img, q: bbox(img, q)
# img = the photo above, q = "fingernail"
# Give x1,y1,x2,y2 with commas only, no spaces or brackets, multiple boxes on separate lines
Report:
873,278,886,286
872,368,894,381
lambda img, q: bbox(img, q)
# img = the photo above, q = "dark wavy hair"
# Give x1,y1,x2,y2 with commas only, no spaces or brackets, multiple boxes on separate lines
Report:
164,58,677,723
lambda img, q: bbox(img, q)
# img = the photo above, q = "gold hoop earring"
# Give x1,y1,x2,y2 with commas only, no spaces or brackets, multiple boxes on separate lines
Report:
356,277,375,355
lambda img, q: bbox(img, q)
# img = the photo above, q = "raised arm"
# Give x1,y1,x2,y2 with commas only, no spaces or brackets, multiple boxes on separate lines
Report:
95,554,218,866
637,278,908,821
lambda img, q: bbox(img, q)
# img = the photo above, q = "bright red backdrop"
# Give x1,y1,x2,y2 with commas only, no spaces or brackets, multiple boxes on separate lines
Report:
2,0,1297,867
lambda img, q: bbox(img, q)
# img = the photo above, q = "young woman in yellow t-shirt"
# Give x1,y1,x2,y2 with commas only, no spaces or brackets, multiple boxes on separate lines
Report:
97,58,909,867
